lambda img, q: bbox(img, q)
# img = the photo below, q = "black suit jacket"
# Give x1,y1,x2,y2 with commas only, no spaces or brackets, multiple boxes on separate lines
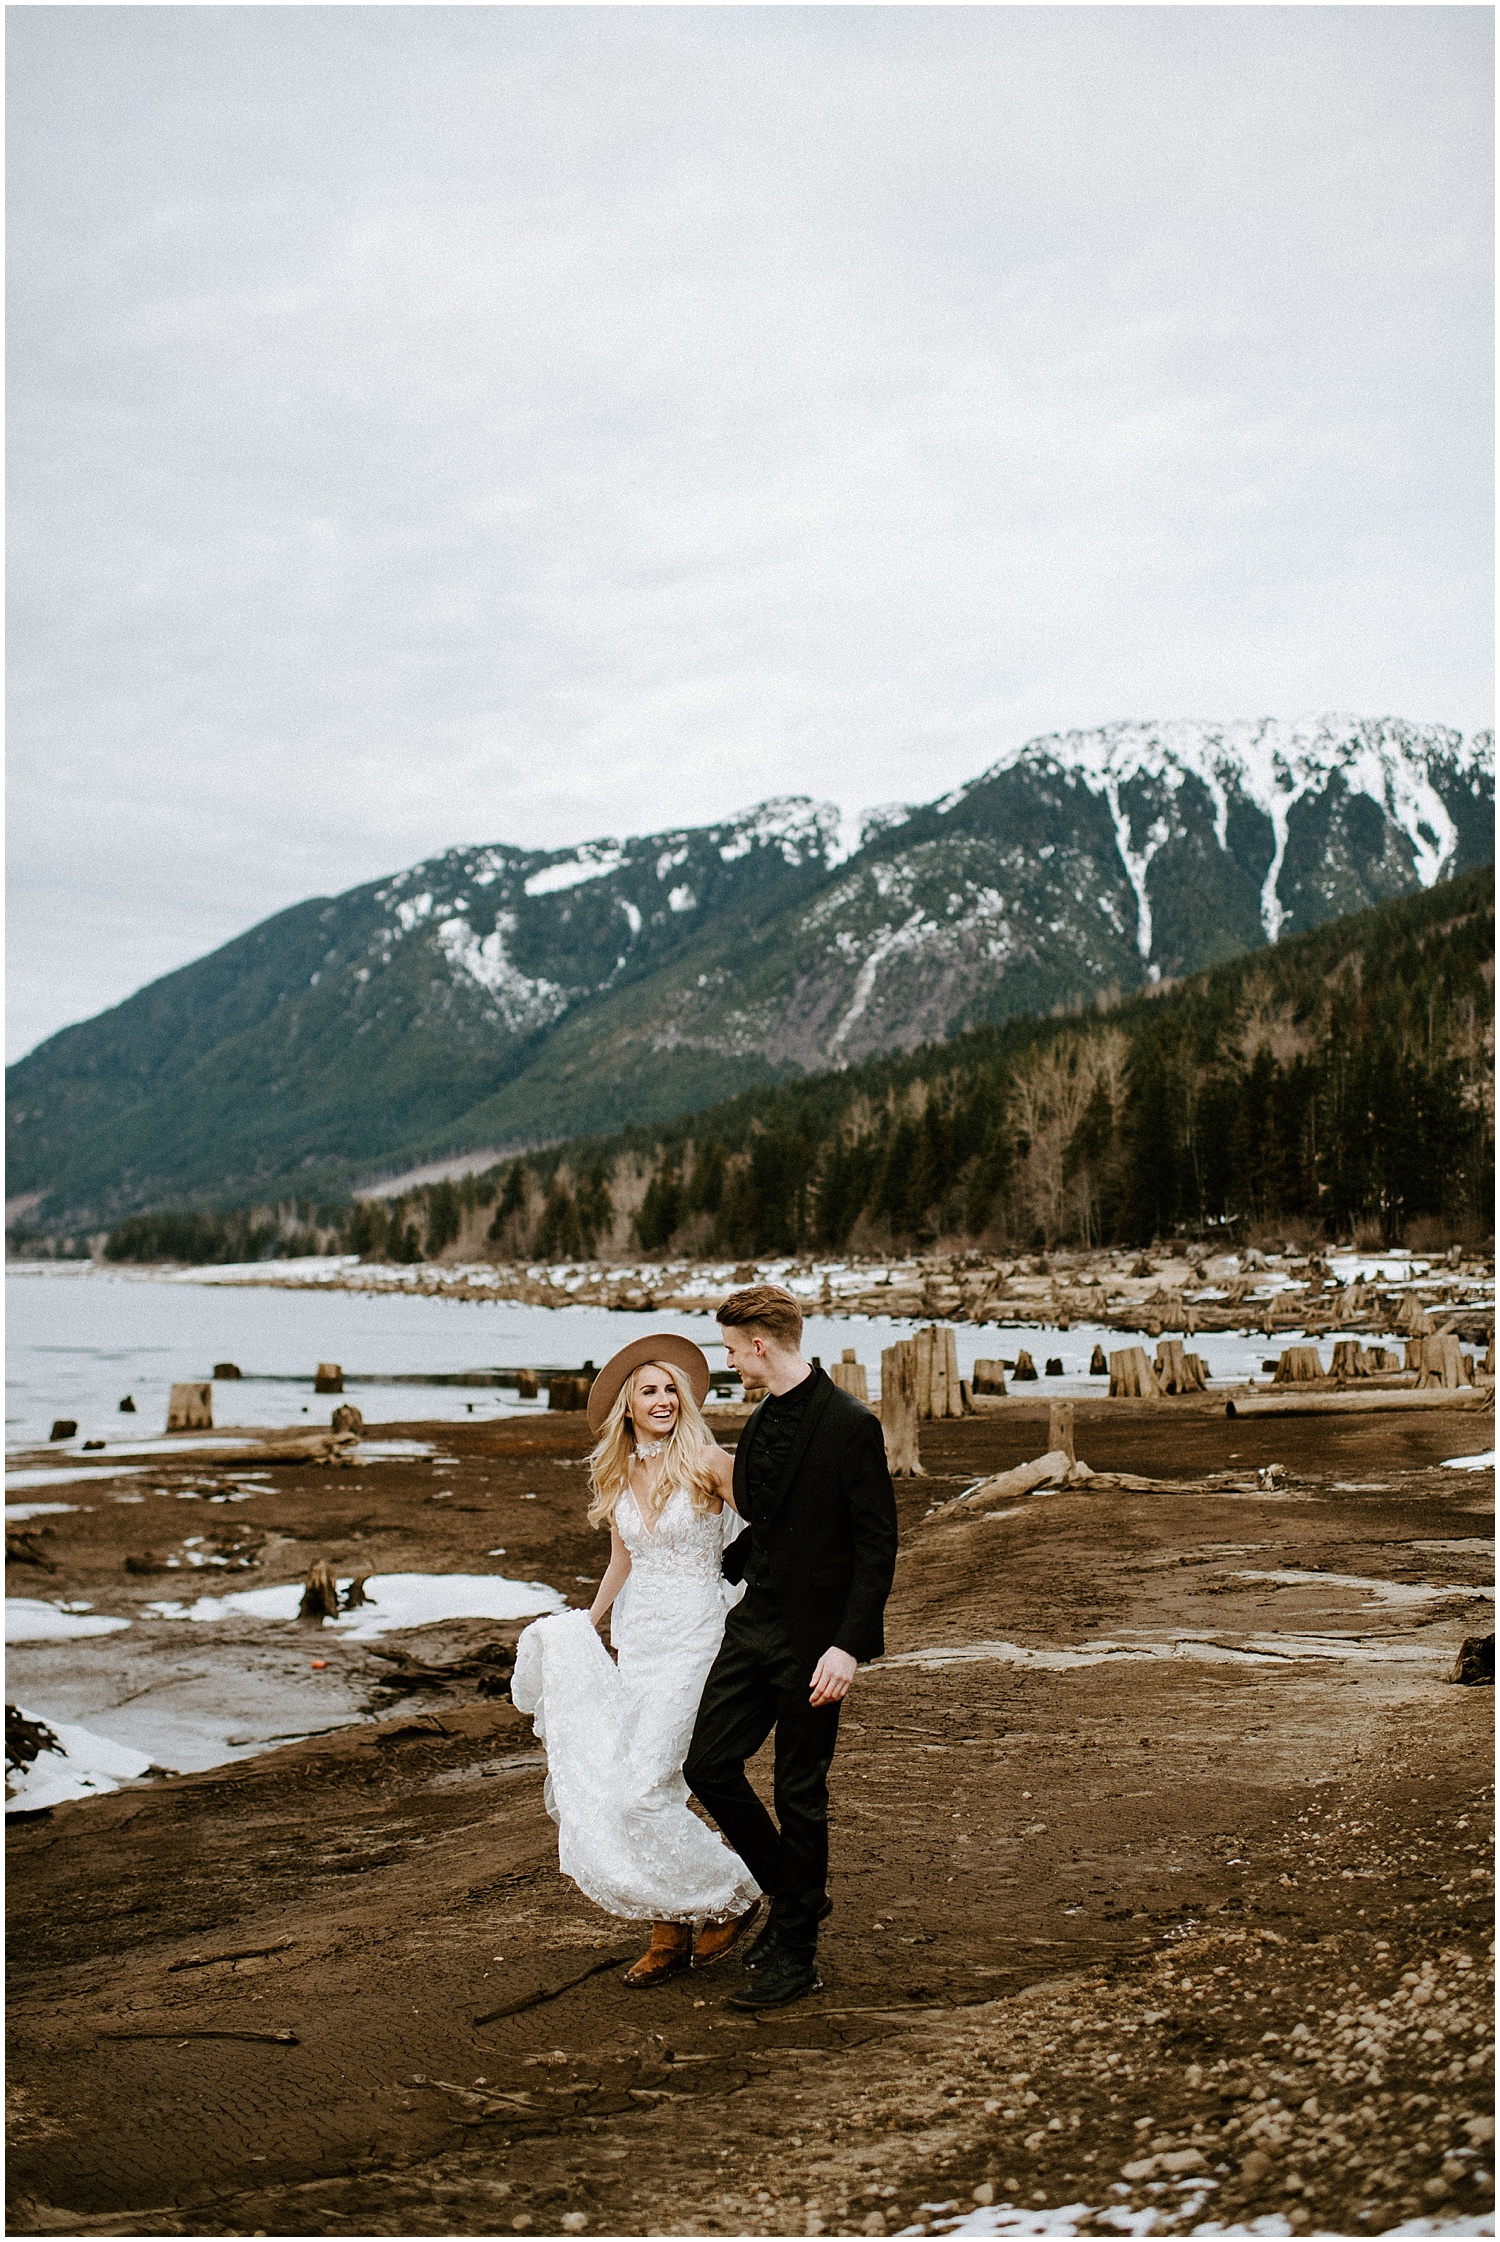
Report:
723,1367,898,1666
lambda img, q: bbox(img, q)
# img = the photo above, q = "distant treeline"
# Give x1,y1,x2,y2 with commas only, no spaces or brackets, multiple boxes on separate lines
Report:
95,868,1494,1265
102,1202,348,1266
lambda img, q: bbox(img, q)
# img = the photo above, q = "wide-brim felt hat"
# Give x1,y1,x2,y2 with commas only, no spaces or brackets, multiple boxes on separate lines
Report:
586,1333,712,1434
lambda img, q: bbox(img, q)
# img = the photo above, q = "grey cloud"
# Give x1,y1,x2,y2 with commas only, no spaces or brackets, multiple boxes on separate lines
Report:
6,5,1492,1057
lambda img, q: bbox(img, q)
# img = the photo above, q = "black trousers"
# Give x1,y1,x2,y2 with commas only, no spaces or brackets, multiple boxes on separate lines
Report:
684,1586,842,1962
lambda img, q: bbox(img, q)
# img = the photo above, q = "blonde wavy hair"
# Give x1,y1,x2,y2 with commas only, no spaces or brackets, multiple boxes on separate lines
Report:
587,1362,721,1530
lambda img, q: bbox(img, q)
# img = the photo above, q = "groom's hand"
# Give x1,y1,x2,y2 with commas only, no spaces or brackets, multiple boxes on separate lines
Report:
809,1647,857,1706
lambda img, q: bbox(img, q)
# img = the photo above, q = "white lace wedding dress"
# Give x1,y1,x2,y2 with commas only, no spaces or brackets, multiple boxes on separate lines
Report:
511,1485,761,1923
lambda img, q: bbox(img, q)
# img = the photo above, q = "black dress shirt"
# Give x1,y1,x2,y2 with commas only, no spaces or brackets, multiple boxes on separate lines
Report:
740,1370,816,1590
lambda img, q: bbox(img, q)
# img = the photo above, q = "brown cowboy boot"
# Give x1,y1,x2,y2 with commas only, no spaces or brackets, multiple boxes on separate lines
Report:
691,1899,764,1971
622,1921,693,1987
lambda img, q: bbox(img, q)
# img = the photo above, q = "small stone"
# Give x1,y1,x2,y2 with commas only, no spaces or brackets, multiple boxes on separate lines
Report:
1160,2149,1207,2175
1122,2158,1159,2182
1240,2150,1273,2183
972,2183,996,2206
1423,2178,1451,2201
1465,2118,1495,2146
560,2219,587,2234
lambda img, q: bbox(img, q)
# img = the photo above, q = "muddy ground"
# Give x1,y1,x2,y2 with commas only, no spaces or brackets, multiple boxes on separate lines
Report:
7,1398,1495,2239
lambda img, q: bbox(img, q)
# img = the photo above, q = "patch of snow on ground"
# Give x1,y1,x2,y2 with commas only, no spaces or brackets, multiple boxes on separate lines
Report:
1441,1452,1496,1471
6,1708,152,1813
6,1465,151,1490
6,1600,132,1642
5,1500,81,1521
143,1571,565,1638
1230,1568,1493,1605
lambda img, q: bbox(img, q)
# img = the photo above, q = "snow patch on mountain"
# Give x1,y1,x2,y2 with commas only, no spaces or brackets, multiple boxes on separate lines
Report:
715,796,843,867
952,716,1492,944
435,915,570,1032
524,847,627,898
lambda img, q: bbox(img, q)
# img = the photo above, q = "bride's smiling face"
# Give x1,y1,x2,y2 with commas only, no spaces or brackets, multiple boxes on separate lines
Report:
630,1365,681,1444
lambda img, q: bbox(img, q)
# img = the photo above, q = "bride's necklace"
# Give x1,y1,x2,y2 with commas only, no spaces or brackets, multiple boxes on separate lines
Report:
633,1436,668,1462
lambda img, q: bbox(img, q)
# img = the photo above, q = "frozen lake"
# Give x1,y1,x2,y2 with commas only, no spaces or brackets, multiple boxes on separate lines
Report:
6,1261,1327,1454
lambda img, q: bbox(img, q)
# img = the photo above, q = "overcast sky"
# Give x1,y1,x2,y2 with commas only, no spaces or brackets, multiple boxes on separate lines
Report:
7,5,1492,1060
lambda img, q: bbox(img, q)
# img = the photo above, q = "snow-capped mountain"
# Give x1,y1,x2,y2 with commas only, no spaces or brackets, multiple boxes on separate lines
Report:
9,716,1492,1223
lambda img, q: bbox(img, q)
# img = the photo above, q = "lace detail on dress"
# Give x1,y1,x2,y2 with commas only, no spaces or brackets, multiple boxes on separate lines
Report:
511,1487,757,1924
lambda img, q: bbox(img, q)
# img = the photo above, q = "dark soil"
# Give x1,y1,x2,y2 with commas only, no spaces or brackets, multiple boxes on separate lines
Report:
6,1399,1494,2237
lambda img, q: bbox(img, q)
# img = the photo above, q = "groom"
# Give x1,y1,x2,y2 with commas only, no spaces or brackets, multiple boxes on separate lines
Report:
684,1284,898,2010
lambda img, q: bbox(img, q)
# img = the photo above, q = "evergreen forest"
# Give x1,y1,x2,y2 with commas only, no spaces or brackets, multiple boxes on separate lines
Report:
90,867,1493,1266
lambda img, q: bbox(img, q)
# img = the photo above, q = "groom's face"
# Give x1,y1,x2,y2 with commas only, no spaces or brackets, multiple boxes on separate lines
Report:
719,1325,770,1392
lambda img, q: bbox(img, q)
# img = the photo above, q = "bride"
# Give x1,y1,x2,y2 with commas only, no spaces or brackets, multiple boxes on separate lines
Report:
511,1335,762,1986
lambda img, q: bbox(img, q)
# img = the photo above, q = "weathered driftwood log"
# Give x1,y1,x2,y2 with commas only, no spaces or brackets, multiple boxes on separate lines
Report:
166,1382,213,1431
1048,1402,1076,1464
314,1362,344,1394
1226,1388,1493,1420
880,1343,924,1476
299,1559,341,1622
1108,1347,1160,1399
829,1349,869,1402
368,1639,517,1697
972,1358,1007,1396
937,1449,1076,1515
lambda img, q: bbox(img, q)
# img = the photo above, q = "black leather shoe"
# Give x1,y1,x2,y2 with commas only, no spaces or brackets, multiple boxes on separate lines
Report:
745,1894,832,1972
725,1947,822,2011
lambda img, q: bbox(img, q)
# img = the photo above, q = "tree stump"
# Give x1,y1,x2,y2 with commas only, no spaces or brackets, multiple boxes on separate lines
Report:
1451,1633,1494,1686
330,1403,364,1435
1272,1346,1324,1385
972,1358,1007,1396
1047,1402,1076,1464
829,1354,869,1401
213,1363,242,1380
516,1370,539,1399
1012,1350,1039,1382
1108,1347,1160,1398
166,1382,213,1431
1330,1340,1366,1380
1044,1357,1064,1377
314,1363,344,1394
1417,1333,1468,1390
299,1559,340,1622
1088,1345,1108,1376
48,1419,78,1442
879,1344,924,1476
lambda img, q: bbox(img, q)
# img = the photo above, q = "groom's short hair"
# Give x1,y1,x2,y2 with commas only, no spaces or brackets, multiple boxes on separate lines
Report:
717,1284,804,1350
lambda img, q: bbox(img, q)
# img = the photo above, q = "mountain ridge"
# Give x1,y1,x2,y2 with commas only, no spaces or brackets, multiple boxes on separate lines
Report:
9,713,1492,1228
